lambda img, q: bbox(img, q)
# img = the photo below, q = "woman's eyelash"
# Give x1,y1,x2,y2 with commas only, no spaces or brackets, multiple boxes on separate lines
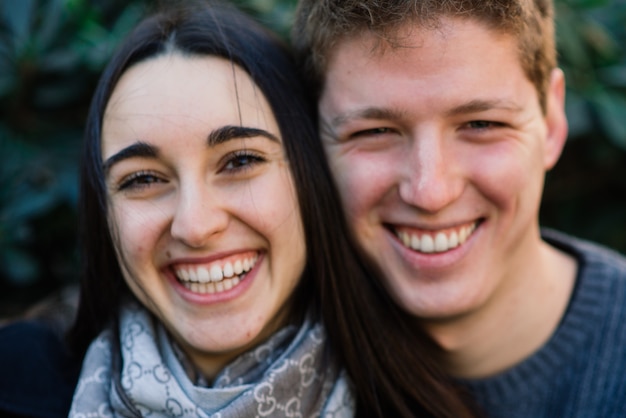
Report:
114,151,267,190
222,150,266,172
118,171,164,191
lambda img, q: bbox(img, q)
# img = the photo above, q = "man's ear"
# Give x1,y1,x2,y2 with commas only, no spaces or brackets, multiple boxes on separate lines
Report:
544,68,568,170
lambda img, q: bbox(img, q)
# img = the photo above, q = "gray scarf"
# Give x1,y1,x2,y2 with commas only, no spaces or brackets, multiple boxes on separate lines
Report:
69,303,354,417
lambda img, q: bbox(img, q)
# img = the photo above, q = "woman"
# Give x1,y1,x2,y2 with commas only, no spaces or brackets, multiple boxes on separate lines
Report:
0,1,476,417
67,2,348,416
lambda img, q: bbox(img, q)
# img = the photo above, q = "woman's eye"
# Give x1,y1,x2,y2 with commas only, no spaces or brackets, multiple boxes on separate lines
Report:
222,151,266,173
118,171,165,191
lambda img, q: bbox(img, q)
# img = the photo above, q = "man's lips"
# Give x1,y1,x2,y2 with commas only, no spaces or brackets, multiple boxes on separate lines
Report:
392,221,479,254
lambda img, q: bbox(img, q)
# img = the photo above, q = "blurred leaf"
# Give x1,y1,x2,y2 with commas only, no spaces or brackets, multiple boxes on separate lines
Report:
557,13,593,71
564,91,594,139
33,0,66,52
0,0,35,55
34,75,89,106
581,19,620,62
37,48,81,72
561,0,611,8
0,247,39,285
234,0,298,39
72,2,143,70
599,64,626,87
592,89,626,148
3,180,60,221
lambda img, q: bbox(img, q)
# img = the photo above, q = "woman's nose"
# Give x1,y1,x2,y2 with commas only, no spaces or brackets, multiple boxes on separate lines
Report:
170,183,229,248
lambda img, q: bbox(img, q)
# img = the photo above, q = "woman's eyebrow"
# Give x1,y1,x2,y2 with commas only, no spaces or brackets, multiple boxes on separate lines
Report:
103,141,159,173
103,126,279,172
208,125,280,146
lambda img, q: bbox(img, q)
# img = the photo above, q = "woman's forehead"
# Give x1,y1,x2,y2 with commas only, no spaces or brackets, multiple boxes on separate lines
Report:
106,54,266,117
102,53,281,153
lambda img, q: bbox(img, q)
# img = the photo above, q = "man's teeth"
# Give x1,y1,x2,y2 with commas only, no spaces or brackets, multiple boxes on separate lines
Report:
175,255,257,294
396,223,476,254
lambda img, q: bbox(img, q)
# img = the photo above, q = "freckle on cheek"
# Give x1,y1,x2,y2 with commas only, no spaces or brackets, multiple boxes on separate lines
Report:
166,251,172,258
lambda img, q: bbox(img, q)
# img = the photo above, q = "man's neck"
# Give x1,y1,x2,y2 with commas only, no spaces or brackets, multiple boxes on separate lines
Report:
422,239,577,379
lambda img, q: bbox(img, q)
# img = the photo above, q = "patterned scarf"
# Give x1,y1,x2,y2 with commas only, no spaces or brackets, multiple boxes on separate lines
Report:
69,303,353,417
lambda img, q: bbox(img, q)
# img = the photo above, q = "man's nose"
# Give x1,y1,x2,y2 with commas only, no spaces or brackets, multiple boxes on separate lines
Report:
398,132,463,213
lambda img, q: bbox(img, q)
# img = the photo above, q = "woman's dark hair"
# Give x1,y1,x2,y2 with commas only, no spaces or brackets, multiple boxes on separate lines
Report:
68,1,476,417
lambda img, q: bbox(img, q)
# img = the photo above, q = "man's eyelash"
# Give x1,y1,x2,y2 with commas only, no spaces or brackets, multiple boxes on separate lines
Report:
466,120,506,129
351,127,393,137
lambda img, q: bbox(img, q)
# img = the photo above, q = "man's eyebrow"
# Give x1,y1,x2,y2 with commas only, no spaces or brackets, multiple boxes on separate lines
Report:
328,100,522,128
208,125,280,146
103,141,158,173
328,107,406,128
446,99,523,116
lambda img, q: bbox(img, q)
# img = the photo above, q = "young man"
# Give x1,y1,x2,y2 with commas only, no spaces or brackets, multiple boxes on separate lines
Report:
293,1,626,416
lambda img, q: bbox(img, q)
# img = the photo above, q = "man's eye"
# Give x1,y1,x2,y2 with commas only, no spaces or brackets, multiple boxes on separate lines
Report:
466,120,502,130
222,151,266,172
350,127,394,138
118,171,164,191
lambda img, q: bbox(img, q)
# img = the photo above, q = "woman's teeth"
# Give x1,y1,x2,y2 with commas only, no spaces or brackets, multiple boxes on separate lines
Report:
174,254,258,294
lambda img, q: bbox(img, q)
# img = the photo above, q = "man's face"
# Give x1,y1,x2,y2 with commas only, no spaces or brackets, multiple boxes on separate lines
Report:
319,17,567,320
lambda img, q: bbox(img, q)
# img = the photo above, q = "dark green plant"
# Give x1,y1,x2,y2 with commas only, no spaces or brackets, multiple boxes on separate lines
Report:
233,0,298,39
0,0,299,316
0,0,625,316
0,0,146,314
542,0,626,251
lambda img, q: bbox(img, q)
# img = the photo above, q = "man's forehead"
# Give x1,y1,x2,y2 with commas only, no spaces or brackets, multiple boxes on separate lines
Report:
322,16,522,90
318,17,536,124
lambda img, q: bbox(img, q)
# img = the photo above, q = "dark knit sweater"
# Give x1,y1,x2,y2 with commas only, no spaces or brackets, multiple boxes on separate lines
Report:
462,229,626,418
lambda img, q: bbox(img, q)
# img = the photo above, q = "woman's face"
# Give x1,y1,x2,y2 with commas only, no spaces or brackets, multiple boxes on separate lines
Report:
102,53,306,378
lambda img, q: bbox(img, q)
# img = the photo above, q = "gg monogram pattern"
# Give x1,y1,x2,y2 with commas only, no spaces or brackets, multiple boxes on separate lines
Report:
69,303,354,417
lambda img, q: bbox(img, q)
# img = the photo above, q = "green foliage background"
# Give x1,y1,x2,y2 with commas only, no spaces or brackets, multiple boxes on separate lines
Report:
0,0,625,316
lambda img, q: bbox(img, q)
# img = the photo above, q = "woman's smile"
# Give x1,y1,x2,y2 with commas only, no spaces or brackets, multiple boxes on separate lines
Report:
171,250,259,294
